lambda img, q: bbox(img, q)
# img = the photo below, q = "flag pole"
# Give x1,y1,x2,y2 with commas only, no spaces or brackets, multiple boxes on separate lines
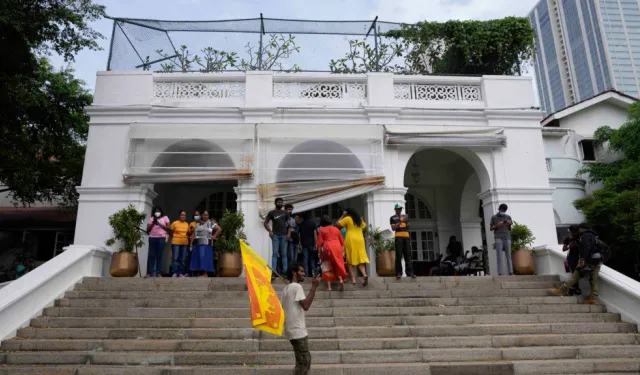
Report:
266,264,288,284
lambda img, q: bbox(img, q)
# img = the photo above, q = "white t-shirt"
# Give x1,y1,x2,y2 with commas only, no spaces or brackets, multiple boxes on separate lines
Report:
281,282,308,340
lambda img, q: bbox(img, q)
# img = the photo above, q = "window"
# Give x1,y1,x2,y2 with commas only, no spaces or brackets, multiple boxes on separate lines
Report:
196,191,238,221
580,139,597,161
404,193,432,220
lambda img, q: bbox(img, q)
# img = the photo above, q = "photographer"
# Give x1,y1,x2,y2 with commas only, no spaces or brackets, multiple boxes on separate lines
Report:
549,223,602,304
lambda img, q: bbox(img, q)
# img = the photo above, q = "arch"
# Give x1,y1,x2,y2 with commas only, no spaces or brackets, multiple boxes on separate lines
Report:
276,140,363,182
460,173,482,221
403,147,492,193
151,139,235,172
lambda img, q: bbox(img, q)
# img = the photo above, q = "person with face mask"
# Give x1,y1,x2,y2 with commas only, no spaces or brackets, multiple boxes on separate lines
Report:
490,203,513,276
189,210,220,277
170,210,190,277
146,206,170,277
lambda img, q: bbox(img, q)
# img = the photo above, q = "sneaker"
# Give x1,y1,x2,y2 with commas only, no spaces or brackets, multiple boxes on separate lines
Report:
156,274,163,278
584,296,598,305
172,273,178,278
411,274,417,279
547,287,564,296
183,274,190,277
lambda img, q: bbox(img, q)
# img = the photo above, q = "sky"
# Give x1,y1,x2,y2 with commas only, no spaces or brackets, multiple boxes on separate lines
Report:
54,0,541,94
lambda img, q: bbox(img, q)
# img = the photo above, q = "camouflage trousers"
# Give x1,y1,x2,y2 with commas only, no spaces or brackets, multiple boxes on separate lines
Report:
290,336,311,375
560,262,601,297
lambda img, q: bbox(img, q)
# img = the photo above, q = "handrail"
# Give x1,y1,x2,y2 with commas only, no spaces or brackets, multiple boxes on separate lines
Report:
0,245,111,341
533,245,640,326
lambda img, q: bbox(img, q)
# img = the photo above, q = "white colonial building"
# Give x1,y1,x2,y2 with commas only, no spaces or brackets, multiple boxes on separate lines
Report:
74,71,574,276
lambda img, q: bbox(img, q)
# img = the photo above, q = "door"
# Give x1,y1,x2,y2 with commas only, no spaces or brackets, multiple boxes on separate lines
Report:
409,230,437,261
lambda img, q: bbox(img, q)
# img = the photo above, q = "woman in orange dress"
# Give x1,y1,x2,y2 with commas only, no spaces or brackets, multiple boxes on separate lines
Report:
316,215,346,292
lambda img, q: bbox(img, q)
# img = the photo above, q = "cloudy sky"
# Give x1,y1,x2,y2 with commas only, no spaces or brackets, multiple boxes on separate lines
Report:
56,0,540,92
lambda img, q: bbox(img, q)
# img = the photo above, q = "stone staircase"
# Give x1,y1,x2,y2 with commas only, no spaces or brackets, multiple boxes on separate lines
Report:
1,275,639,374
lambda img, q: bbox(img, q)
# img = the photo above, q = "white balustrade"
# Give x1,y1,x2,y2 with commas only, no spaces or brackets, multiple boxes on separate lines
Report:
154,81,245,99
393,82,482,101
273,81,366,100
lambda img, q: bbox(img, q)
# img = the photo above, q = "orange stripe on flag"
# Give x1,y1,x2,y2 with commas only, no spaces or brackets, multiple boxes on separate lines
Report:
239,239,285,336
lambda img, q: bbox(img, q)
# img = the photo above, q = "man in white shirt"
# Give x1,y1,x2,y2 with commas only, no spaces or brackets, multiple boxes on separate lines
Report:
281,264,319,375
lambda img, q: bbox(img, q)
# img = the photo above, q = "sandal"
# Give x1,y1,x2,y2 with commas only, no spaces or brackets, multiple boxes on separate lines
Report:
363,275,369,287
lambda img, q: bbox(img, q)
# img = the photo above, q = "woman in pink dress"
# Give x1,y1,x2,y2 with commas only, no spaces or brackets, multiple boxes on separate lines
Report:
316,215,347,292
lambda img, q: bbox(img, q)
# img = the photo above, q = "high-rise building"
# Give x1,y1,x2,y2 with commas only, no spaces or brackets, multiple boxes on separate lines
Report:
529,0,640,114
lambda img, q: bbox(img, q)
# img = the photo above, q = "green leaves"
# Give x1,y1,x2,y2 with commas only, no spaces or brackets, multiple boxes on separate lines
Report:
216,209,245,254
509,222,536,251
387,17,535,75
574,102,640,276
105,205,146,253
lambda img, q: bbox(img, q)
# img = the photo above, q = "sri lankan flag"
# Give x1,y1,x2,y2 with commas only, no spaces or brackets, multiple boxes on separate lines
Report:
239,239,285,336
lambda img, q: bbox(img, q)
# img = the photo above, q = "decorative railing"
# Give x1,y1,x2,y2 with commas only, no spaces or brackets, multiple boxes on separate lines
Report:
393,83,482,101
154,81,245,99
273,81,367,100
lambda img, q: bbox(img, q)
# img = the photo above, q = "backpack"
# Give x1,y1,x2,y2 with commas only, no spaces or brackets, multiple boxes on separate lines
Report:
593,237,611,263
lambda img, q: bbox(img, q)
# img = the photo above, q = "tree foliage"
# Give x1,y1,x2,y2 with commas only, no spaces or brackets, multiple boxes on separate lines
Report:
329,36,404,73
148,34,301,73
0,0,105,206
385,17,535,75
574,102,640,279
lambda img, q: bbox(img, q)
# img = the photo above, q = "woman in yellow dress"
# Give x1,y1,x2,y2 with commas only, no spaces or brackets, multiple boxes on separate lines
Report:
337,208,370,286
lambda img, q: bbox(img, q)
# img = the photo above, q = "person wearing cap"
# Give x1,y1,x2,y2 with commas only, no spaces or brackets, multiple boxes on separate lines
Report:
390,203,415,279
490,203,513,276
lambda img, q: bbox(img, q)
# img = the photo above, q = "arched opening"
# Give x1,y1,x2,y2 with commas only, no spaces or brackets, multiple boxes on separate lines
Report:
151,139,235,175
403,148,491,273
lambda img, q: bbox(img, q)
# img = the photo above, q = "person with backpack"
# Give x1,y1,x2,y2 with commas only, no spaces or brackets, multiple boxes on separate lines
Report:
549,223,608,304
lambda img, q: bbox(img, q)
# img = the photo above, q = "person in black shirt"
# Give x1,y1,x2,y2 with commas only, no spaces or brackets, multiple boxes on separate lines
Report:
390,203,415,279
562,225,581,295
264,197,291,277
298,211,318,275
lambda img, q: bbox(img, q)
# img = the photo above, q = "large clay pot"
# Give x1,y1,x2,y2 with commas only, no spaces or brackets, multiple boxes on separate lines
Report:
376,251,396,277
109,252,139,277
512,249,535,275
218,252,242,277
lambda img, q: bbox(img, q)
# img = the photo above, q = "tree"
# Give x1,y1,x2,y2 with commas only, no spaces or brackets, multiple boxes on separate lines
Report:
329,36,405,73
385,17,535,76
0,0,105,206
149,34,301,73
573,102,640,280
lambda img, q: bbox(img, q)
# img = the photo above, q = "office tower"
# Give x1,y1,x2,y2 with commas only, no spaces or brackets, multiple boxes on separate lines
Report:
529,0,640,114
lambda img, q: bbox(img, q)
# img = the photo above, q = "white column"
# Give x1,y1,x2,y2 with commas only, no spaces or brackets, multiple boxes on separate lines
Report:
460,220,483,252
480,188,557,275
74,185,157,276
367,187,407,276
234,181,269,263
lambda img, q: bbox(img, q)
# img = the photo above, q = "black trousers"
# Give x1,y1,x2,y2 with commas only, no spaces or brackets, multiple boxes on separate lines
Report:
395,236,413,276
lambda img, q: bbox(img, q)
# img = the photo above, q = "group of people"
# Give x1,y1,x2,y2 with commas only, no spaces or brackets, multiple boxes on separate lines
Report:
145,206,221,278
264,197,371,291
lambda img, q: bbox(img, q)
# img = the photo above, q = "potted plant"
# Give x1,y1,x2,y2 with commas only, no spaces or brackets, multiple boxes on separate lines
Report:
368,227,396,277
105,204,146,277
215,209,244,277
509,222,536,275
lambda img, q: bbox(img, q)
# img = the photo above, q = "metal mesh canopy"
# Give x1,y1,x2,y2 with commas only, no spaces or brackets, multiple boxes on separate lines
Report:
106,15,408,72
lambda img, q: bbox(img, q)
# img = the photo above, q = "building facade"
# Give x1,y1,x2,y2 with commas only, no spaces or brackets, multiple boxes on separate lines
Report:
529,0,640,114
75,71,559,276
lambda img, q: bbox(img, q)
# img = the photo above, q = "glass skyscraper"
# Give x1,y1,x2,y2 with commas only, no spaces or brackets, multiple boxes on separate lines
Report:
529,0,640,114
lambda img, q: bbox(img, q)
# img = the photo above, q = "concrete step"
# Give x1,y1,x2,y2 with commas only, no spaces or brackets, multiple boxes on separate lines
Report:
3,334,638,352
1,359,640,375
41,304,607,319
3,345,640,366
53,295,592,309
28,313,621,329
62,288,561,300
16,322,637,340
73,279,561,292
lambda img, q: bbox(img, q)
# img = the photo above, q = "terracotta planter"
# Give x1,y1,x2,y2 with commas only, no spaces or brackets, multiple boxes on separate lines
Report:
376,251,396,277
109,252,139,277
217,252,242,277
512,249,535,275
